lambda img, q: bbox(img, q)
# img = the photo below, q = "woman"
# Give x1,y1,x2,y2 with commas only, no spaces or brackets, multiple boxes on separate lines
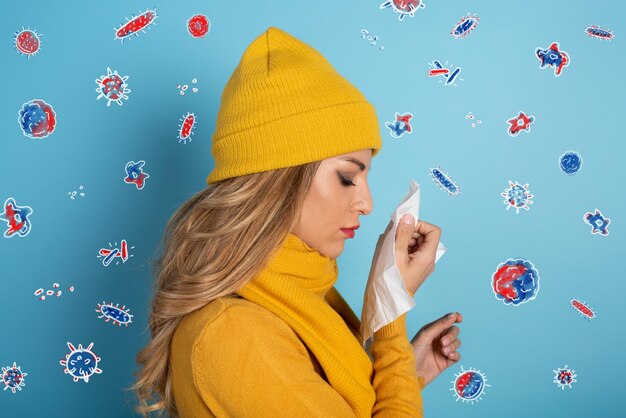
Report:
132,26,462,417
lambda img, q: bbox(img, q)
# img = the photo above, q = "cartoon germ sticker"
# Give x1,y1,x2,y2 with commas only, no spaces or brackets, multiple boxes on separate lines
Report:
14,28,42,58
114,8,158,42
18,99,57,139
570,298,596,320
124,160,149,189
451,13,479,39
68,185,86,200
501,180,533,213
385,112,413,138
2,362,28,393
34,282,74,301
583,209,610,236
177,78,198,96
187,14,210,38
59,342,103,383
559,151,583,175
506,111,534,137
361,29,385,50
429,166,460,196
428,60,463,86
96,301,134,326
585,25,614,40
379,0,425,21
553,365,577,389
450,366,489,404
98,239,135,266
536,42,570,77
465,112,481,127
1,197,33,238
178,112,197,144
96,67,131,107
492,258,540,306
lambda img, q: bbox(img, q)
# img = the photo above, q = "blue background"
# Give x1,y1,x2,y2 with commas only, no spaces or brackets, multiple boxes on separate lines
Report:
1,0,624,417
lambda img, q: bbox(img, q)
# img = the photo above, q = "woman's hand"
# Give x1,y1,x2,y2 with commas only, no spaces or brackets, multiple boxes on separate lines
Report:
410,312,463,387
394,213,442,296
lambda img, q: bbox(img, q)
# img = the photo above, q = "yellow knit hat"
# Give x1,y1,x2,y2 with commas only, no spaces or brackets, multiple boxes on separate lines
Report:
206,26,383,184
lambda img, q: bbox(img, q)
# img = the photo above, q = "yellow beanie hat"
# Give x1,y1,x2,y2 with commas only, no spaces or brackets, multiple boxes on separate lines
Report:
206,26,383,184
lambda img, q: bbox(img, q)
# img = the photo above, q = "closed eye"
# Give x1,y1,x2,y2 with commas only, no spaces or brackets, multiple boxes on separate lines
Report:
337,173,356,187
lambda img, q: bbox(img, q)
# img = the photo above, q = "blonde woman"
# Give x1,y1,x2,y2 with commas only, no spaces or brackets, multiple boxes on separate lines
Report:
132,26,462,417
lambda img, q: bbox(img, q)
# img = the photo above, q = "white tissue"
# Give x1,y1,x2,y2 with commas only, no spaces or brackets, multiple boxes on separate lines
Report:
360,179,446,350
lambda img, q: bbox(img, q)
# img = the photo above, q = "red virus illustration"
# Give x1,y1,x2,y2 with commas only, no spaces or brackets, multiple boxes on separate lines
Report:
14,27,42,58
506,111,535,137
187,14,210,38
178,112,197,144
95,67,131,106
569,298,596,320
114,8,158,42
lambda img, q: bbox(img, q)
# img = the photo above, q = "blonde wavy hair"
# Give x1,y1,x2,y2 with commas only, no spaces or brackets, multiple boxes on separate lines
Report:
130,160,321,417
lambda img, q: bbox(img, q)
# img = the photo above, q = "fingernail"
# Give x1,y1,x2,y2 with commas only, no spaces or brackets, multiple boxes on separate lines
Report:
447,312,456,318
402,213,414,224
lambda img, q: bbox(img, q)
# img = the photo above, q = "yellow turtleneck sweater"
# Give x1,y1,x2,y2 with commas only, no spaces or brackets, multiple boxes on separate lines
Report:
170,233,424,417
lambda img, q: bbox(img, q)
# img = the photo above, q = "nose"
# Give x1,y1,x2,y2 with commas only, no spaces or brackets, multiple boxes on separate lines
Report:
355,181,373,215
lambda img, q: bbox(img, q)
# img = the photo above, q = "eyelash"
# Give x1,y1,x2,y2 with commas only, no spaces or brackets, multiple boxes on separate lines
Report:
338,174,356,187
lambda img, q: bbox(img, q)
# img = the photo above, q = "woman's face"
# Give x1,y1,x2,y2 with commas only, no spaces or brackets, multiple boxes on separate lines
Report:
292,149,373,259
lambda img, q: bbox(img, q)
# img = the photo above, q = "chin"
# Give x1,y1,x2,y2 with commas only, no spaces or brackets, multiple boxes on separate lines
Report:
322,242,344,259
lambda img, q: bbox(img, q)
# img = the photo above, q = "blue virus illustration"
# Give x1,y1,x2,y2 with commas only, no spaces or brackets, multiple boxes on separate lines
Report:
429,166,460,196
501,180,534,213
59,342,103,383
585,25,614,40
559,151,583,175
2,362,28,393
583,209,610,236
451,13,479,39
536,42,570,77
553,365,577,389
450,366,490,404
17,99,57,139
96,301,134,326
385,112,413,138
492,258,541,306
1,197,33,238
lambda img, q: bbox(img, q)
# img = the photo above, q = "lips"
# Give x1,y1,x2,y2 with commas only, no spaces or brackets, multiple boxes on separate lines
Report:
341,229,355,238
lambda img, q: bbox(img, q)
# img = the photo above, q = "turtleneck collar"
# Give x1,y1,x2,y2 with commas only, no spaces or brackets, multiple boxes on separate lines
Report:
265,232,338,298
235,232,376,416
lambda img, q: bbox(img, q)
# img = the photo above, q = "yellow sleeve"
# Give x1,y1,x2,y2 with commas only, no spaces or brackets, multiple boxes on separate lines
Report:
191,303,358,417
370,312,424,417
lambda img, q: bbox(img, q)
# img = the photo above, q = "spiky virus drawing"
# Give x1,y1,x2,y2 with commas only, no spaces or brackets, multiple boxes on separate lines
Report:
451,13,479,39
2,362,28,393
553,365,577,389
96,301,134,326
585,25,614,40
429,166,460,196
114,8,158,42
95,67,131,106
450,366,490,404
59,342,103,383
379,0,425,21
14,27,42,58
570,298,596,320
501,180,533,213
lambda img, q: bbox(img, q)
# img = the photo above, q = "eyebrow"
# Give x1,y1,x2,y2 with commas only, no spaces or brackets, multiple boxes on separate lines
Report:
340,156,369,172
